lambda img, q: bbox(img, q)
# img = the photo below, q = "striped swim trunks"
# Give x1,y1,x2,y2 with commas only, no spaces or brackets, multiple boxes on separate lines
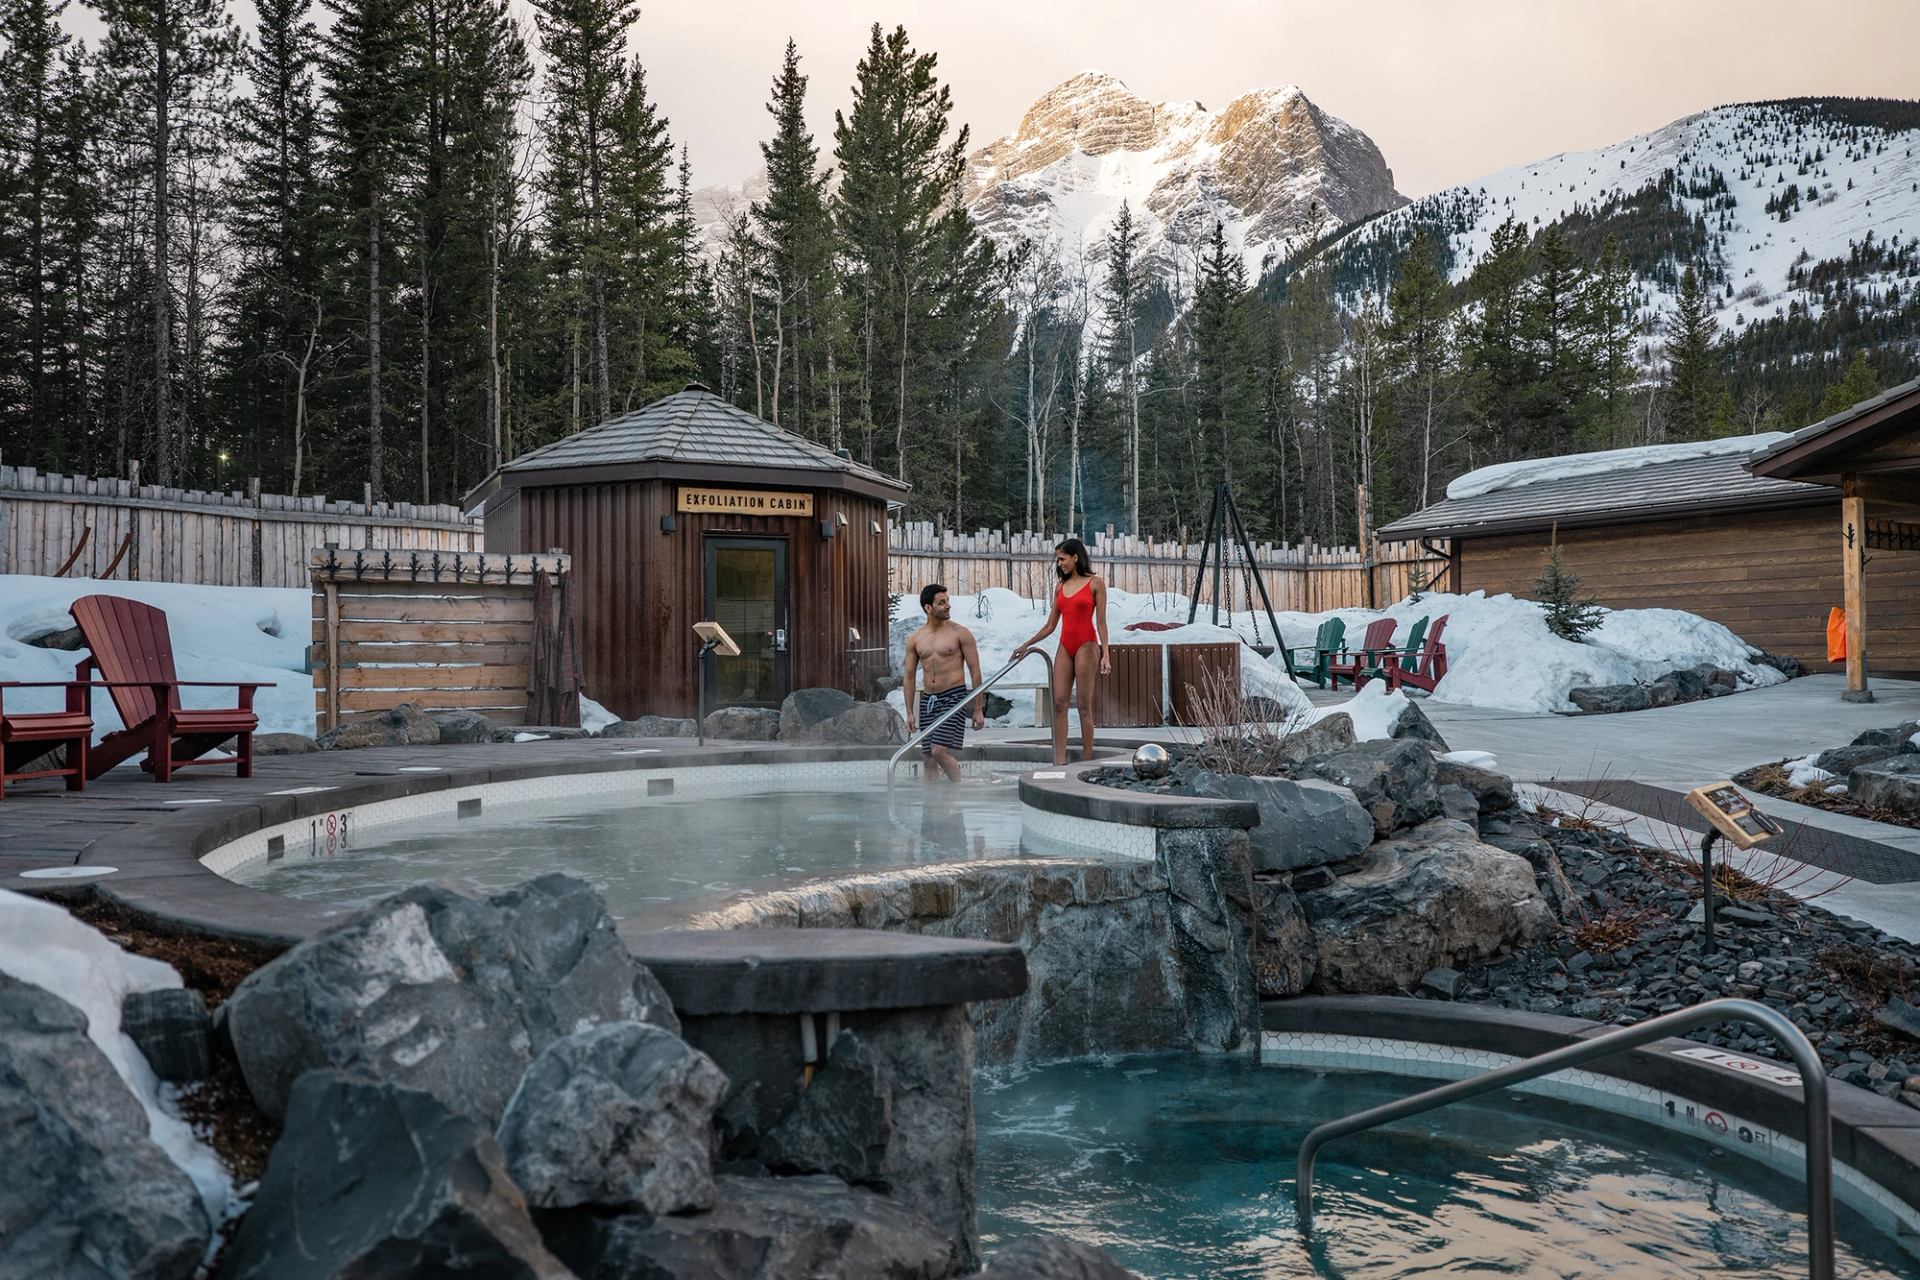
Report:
917,686,972,754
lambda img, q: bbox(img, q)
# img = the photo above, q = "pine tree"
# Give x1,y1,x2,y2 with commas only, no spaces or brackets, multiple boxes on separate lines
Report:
225,0,323,491
1191,221,1253,492
832,22,996,492
751,39,833,437
1101,200,1147,532
317,0,422,499
1386,229,1454,508
94,0,239,485
1462,217,1534,460
534,0,639,429
1819,350,1879,417
1662,263,1719,440
604,58,684,408
1522,223,1593,455
1534,531,1605,641
1583,234,1637,448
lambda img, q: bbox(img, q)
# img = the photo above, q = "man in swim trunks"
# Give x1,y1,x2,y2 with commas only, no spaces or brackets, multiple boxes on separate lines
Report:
903,583,985,783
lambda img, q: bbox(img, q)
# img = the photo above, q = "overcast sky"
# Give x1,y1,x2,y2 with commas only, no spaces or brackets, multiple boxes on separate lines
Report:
640,0,1919,198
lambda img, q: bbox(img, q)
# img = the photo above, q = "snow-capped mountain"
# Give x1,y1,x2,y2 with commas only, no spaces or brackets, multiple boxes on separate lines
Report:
1317,99,1920,334
964,71,1406,296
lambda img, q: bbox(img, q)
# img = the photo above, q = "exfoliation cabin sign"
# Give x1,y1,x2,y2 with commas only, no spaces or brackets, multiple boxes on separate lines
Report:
676,486,814,517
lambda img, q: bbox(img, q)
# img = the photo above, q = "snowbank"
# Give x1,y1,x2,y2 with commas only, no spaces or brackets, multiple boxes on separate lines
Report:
0,575,315,737
1445,431,1790,501
0,891,236,1229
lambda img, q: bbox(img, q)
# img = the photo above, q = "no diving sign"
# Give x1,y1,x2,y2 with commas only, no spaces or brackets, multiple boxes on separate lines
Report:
1671,1046,1802,1089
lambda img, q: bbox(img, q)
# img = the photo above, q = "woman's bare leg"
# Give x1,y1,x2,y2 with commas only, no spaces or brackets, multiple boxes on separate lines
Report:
1075,642,1100,760
1049,650,1074,765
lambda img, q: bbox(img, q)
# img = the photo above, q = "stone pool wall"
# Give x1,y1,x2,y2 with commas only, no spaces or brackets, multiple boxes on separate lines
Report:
684,837,1259,1064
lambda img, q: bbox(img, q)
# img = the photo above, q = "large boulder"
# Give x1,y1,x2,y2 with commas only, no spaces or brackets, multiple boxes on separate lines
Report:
316,701,440,750
496,1021,728,1214
1849,721,1920,749
1851,756,1920,819
1188,772,1373,873
0,974,209,1280
223,874,677,1123
1276,712,1356,764
1298,738,1440,836
805,702,909,747
220,1071,568,1280
761,1029,893,1184
602,715,697,739
1567,684,1652,715
702,706,780,741
1389,699,1450,750
981,1236,1147,1279
1819,743,1904,776
1299,818,1551,993
431,709,498,744
781,687,858,739
541,1173,959,1280
120,987,210,1083
1251,880,1316,998
1432,757,1516,815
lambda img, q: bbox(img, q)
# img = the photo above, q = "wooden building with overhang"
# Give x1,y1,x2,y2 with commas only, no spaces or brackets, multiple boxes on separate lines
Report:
1377,377,1920,683
466,385,909,719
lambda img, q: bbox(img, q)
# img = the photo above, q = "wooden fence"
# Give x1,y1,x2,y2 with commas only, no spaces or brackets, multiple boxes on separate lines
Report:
0,465,483,588
887,523,1451,615
310,548,582,730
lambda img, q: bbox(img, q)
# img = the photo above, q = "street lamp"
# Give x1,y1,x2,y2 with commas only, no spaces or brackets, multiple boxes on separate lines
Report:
217,451,230,489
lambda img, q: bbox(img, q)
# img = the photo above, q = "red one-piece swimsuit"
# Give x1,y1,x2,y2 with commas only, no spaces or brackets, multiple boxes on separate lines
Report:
1057,581,1097,659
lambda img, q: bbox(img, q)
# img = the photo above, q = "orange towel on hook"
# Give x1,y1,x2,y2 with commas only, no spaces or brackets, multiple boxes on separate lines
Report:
1826,606,1847,662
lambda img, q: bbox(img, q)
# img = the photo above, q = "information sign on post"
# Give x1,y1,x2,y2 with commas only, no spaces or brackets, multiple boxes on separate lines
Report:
1682,782,1783,954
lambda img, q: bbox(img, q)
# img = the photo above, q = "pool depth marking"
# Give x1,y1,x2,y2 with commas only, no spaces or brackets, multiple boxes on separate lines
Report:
1671,1046,1804,1088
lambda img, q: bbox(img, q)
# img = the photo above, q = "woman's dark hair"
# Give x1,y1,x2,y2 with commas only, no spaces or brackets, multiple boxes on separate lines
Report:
1055,538,1092,579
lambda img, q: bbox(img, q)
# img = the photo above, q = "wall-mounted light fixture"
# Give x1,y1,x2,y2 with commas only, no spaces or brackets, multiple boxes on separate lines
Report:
836,510,848,526
660,514,677,534
869,520,883,535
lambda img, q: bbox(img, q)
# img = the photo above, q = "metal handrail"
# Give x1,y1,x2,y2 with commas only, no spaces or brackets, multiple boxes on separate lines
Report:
887,650,1054,785
1295,997,1834,1280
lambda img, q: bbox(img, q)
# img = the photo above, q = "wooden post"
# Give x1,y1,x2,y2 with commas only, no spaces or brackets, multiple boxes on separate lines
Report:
1841,474,1873,703
323,581,342,730
248,477,264,586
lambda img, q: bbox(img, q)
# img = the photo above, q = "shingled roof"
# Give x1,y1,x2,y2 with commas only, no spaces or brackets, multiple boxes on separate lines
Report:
1377,448,1833,541
479,385,908,502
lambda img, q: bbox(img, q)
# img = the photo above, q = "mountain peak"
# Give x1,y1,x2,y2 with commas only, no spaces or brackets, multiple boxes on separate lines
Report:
966,76,1403,294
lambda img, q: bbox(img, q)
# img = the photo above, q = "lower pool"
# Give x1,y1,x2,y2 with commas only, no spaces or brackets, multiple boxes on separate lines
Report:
224,772,1038,920
976,1054,1920,1279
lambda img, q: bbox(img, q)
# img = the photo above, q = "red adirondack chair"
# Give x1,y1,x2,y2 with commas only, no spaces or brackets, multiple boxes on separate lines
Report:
0,682,95,799
1326,618,1399,691
69,595,272,782
1387,614,1451,693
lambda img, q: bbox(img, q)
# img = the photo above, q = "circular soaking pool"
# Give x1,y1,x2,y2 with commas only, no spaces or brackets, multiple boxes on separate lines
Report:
217,760,1069,922
976,1054,1920,1280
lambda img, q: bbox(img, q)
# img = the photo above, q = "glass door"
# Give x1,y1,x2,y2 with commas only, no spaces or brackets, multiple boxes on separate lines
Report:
703,538,788,708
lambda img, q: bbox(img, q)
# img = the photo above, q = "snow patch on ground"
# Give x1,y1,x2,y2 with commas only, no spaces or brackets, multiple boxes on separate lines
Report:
1313,679,1406,741
1445,432,1790,500
1784,753,1836,789
578,696,618,734
0,890,236,1229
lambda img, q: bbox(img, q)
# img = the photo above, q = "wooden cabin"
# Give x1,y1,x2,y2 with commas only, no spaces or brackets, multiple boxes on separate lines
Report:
466,386,908,719
1378,377,1920,685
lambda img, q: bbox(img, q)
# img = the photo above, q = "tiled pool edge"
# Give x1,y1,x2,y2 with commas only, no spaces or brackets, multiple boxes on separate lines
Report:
1264,995,1920,1251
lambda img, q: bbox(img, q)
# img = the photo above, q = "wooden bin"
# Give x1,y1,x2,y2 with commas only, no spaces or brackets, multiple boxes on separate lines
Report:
1168,641,1242,726
1095,643,1164,728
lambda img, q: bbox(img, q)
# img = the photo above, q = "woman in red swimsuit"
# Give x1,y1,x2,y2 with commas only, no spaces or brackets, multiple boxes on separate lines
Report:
1013,538,1111,765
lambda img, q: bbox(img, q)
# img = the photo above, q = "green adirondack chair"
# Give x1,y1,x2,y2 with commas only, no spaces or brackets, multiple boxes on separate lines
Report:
1285,617,1346,688
1388,616,1430,681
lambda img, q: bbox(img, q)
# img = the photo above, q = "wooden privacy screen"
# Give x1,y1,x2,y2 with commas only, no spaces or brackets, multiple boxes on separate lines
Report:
1167,642,1243,726
311,548,582,730
1096,643,1165,727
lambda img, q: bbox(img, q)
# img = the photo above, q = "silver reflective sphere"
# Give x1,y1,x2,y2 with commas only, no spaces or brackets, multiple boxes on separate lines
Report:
1132,743,1172,780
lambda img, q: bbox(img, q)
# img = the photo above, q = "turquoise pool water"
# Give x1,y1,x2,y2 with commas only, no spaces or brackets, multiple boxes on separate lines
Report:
976,1054,1919,1279
226,776,1037,920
